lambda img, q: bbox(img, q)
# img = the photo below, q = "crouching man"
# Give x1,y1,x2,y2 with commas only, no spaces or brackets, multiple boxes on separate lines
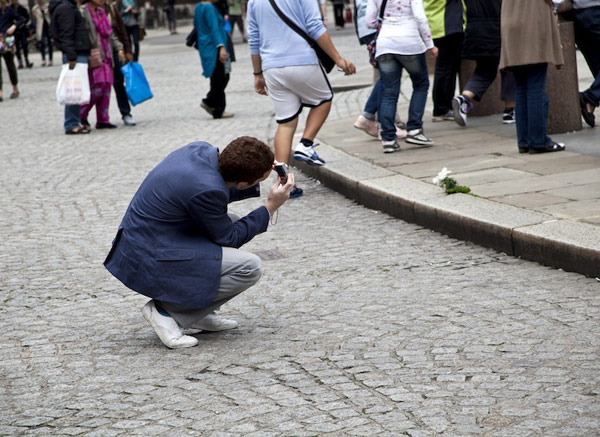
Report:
104,137,294,348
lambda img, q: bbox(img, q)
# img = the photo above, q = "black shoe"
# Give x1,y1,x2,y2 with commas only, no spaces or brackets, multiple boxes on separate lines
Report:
81,119,91,129
96,122,117,129
518,147,529,154
26,62,33,68
579,93,595,128
529,141,565,154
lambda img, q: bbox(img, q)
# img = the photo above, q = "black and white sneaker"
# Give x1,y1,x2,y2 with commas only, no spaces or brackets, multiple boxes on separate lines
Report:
452,95,471,127
293,142,325,166
405,128,434,146
502,108,515,124
382,140,400,154
432,110,454,122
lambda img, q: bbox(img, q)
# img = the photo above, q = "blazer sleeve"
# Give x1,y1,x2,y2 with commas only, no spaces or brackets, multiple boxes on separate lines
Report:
228,185,260,203
188,189,269,248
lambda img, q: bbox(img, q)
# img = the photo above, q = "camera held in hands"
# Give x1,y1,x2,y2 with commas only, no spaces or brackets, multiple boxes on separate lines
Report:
274,163,288,185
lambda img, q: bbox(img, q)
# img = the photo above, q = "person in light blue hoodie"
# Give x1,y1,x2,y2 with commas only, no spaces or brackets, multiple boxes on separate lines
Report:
248,0,355,197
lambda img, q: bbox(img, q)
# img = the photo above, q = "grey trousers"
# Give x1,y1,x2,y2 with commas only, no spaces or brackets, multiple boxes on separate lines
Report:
158,247,263,328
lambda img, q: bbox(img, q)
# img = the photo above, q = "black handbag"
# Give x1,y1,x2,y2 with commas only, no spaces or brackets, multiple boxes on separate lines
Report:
268,0,335,73
186,28,197,48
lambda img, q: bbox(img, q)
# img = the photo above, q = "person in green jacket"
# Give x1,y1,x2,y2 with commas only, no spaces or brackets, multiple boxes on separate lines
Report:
424,0,464,122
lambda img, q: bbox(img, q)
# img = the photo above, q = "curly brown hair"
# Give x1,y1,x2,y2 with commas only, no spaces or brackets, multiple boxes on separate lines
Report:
218,136,274,184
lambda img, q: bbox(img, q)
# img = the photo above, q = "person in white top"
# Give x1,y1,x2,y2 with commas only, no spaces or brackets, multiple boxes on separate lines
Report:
366,0,437,152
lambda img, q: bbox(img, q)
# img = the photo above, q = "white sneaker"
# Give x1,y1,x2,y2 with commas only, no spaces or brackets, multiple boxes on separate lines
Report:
123,114,136,126
141,300,198,349
405,128,434,146
382,140,400,154
293,142,325,166
353,115,378,137
184,312,239,334
378,124,408,140
452,95,471,127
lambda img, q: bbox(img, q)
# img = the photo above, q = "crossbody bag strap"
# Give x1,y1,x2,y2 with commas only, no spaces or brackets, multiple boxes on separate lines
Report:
377,0,388,30
268,0,316,49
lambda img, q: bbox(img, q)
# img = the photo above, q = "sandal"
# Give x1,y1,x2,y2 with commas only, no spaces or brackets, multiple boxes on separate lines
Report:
65,126,90,135
81,119,91,129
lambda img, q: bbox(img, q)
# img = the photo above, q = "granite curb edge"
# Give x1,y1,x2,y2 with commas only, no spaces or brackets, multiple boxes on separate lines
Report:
293,142,600,278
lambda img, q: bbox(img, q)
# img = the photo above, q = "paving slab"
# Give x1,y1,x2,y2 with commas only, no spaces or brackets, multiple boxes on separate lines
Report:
491,193,571,209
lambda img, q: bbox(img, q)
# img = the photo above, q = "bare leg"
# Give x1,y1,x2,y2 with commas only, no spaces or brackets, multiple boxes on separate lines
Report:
274,117,299,164
302,101,332,141
462,90,476,101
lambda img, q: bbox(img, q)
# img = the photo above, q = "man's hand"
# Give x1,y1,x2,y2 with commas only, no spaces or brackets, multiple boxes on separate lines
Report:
69,60,77,69
118,50,127,64
254,74,267,95
265,173,295,216
336,57,356,75
126,52,134,63
428,46,439,58
219,46,228,63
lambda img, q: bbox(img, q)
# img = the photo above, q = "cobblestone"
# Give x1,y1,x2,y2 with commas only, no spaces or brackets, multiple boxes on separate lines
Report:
1,28,599,436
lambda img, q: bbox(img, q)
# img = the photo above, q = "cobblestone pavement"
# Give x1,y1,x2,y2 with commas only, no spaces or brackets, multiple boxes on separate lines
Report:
1,30,599,436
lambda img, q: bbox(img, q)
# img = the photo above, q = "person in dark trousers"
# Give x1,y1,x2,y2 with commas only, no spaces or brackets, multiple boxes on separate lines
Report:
118,0,139,61
104,137,295,349
451,0,516,127
500,0,565,154
195,0,232,119
164,0,176,34
105,0,136,126
32,0,53,66
332,0,345,29
0,0,20,101
50,0,92,134
10,0,32,68
424,0,464,122
569,0,600,127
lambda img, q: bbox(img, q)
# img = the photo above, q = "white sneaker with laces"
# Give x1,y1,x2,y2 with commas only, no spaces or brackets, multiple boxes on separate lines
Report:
293,142,325,166
123,114,137,126
382,140,400,154
452,95,470,127
184,312,239,334
141,300,199,349
353,115,378,137
405,128,434,146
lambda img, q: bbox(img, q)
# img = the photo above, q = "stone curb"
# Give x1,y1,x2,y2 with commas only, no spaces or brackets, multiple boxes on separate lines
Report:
294,142,600,278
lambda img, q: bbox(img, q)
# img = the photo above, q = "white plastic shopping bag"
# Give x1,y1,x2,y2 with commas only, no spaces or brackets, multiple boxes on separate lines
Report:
56,63,90,105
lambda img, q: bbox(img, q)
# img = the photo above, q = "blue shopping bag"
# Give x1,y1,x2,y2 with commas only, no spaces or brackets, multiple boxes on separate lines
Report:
121,62,153,106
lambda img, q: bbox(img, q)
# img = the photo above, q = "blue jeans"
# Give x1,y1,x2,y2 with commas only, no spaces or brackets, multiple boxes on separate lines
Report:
573,6,600,107
363,78,382,117
62,54,88,131
378,53,429,140
513,63,552,148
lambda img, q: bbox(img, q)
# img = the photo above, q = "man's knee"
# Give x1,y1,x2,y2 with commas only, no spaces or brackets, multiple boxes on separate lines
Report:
242,253,263,283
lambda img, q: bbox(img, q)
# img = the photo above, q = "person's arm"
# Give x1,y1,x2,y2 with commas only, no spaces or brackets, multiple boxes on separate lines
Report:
364,0,380,28
411,0,436,52
58,6,78,63
315,31,356,74
188,189,270,248
251,54,267,95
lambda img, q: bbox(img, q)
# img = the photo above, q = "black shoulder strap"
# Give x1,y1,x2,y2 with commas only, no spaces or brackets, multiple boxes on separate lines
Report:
378,0,388,22
268,0,316,48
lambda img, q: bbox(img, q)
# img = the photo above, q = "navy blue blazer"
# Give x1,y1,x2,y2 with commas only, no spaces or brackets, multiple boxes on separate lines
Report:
104,142,270,309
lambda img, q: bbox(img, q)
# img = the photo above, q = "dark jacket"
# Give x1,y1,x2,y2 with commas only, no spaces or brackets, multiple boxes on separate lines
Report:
462,0,501,59
9,4,29,33
0,5,21,34
104,142,270,309
49,0,91,61
106,1,131,53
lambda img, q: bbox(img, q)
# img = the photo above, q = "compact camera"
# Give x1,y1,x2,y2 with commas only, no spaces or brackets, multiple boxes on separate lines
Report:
274,163,288,184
